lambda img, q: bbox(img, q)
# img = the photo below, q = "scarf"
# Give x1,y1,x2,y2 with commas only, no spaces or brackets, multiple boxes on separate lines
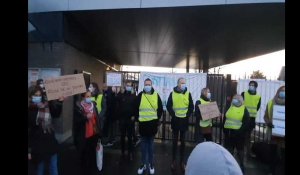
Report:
80,101,98,138
36,102,53,134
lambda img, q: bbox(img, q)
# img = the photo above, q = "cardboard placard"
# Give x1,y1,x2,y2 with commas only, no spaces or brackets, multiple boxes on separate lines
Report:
44,74,86,101
198,101,221,120
272,105,285,137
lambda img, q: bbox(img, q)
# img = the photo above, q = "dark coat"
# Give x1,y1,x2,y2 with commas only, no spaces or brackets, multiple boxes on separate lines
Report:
167,87,194,131
118,91,136,124
28,100,62,163
73,101,101,152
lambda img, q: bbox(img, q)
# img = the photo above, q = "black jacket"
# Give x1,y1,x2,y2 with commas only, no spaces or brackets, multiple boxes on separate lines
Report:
135,88,163,137
28,100,62,163
167,87,194,131
104,89,118,121
223,106,250,138
118,91,136,123
73,101,101,152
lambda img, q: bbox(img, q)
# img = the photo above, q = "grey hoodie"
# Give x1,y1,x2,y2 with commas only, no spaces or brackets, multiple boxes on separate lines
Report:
186,142,243,175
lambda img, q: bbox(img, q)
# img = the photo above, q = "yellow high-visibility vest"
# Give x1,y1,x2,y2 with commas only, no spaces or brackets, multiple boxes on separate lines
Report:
244,91,261,118
139,92,158,122
92,94,103,113
199,98,212,127
267,100,274,119
224,105,245,130
172,91,190,118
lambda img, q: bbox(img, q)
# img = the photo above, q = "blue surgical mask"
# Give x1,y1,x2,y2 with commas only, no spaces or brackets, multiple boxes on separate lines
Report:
32,96,42,104
126,86,132,92
207,93,211,99
180,84,186,91
279,91,285,99
144,85,152,93
249,85,256,92
232,99,240,106
85,97,92,103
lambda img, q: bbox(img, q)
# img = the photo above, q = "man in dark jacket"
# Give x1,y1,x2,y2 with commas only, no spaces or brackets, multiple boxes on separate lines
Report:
135,78,163,175
167,77,194,172
118,81,136,160
102,84,117,146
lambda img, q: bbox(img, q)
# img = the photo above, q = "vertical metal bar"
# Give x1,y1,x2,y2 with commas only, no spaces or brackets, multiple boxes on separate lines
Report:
162,111,166,140
258,123,261,142
219,76,225,144
262,123,265,142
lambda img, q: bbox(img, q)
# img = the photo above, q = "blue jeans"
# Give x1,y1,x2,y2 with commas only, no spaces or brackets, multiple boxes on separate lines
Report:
141,136,154,165
37,154,58,175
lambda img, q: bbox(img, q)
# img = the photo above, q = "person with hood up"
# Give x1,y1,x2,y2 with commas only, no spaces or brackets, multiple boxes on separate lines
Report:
185,142,243,175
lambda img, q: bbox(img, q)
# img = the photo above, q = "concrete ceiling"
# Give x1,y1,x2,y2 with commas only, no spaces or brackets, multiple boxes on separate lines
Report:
31,3,285,69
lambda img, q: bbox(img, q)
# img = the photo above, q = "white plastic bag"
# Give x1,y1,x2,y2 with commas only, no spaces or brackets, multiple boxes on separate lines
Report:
96,139,103,171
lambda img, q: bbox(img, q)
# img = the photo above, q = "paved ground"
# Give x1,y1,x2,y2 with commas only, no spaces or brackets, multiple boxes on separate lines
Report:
28,137,283,175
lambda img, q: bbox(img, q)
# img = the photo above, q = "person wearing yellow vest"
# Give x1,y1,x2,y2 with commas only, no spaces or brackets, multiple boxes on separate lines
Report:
223,94,250,173
264,86,285,142
88,82,107,131
241,80,261,158
195,88,214,143
167,77,194,172
263,85,285,174
135,78,163,175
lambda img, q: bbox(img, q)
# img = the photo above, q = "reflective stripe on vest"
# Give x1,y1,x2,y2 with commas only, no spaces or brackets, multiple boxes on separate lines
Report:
172,91,190,118
92,94,103,114
224,105,245,130
199,98,212,127
244,91,261,118
139,92,158,122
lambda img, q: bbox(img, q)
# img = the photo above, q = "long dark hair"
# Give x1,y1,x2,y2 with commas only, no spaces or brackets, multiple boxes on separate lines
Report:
28,85,46,103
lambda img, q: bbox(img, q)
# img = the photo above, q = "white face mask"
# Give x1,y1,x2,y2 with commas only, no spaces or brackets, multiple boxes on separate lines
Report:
39,84,44,88
88,87,94,93
207,92,211,99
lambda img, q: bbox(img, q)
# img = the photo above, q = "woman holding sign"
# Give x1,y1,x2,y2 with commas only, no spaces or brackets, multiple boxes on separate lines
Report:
28,86,64,175
223,94,250,173
263,85,285,174
195,88,214,142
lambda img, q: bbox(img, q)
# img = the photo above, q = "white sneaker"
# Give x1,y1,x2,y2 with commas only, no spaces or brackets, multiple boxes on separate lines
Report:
137,164,147,174
149,164,155,174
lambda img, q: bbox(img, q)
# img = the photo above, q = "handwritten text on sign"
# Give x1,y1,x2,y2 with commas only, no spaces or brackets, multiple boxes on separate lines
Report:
199,101,221,120
106,72,122,86
272,105,285,137
44,74,86,100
